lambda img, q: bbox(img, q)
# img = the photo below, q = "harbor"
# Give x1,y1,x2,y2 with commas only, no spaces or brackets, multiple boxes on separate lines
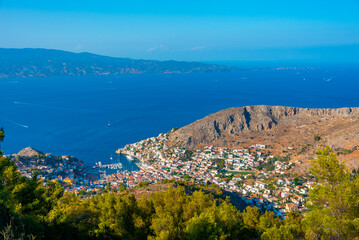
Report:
116,153,141,172
95,162,123,170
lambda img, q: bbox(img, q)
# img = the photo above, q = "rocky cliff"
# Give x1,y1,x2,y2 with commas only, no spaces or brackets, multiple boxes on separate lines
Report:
166,106,359,168
17,147,43,157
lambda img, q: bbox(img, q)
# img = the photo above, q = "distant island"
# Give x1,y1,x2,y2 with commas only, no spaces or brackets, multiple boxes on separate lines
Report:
0,48,238,78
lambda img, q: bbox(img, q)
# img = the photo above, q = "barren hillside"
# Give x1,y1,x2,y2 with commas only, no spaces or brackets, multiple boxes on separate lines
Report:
166,105,359,169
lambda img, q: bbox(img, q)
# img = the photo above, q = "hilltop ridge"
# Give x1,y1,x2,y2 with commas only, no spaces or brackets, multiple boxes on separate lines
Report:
0,48,237,78
17,147,43,157
166,105,359,168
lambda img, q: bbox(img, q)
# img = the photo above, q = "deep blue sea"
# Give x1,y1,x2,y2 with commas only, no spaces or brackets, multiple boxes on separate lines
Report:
0,63,358,170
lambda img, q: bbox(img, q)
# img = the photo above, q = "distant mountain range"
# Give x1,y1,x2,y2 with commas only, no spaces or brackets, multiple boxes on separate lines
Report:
0,48,238,78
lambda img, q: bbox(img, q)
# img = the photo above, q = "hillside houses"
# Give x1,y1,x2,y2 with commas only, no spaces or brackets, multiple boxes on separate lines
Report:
12,130,313,218
113,132,312,217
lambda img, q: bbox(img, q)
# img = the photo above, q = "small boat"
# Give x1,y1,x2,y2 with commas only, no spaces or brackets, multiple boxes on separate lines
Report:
107,121,111,127
126,155,135,161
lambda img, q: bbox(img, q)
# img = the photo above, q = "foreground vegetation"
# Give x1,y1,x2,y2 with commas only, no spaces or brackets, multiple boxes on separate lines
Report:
1,128,359,239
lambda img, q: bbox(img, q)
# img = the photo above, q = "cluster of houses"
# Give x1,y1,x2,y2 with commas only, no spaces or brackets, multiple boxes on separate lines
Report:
8,148,102,192
10,131,313,218
111,133,312,217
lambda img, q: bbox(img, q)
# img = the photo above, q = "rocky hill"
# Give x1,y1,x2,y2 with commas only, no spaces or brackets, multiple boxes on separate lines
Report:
166,105,359,169
17,147,43,157
0,48,237,78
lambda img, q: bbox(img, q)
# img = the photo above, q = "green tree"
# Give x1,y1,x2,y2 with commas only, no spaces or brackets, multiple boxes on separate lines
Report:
313,135,321,142
0,129,65,239
0,127,4,156
118,183,127,192
303,147,359,239
282,212,304,239
149,186,187,239
261,224,295,240
184,211,222,240
181,150,193,162
183,174,190,181
214,199,244,238
212,158,225,171
309,147,348,191
0,128,4,143
258,211,280,233
138,181,149,188
105,182,111,192
133,195,155,239
242,206,261,238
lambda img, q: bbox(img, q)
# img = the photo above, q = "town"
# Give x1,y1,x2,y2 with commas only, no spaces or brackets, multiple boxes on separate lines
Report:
113,129,313,218
8,129,314,219
6,147,102,192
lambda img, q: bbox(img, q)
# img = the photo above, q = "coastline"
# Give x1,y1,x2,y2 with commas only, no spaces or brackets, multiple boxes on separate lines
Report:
116,148,144,170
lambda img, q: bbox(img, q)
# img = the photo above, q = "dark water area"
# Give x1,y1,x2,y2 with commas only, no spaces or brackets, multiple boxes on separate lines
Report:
102,154,140,174
0,64,358,170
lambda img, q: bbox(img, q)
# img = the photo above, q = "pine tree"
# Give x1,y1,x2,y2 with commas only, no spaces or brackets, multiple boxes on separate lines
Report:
303,147,359,239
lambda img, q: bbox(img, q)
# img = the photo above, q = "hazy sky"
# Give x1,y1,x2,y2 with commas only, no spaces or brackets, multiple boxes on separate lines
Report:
1,0,359,61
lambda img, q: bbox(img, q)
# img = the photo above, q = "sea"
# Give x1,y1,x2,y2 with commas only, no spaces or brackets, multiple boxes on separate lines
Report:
0,62,358,171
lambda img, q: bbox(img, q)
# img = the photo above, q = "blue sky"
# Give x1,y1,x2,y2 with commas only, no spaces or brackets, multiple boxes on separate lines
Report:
0,0,359,62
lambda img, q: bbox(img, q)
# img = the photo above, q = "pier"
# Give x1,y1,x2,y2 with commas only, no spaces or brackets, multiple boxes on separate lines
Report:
96,162,123,170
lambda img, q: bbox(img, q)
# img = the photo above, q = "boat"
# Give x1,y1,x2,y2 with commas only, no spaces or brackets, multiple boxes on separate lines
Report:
126,155,135,161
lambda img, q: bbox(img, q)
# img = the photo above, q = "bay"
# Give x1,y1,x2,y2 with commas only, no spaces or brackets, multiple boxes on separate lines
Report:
0,64,358,170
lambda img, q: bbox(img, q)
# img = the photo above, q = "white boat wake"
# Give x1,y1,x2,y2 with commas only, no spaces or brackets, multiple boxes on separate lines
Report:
1,116,29,128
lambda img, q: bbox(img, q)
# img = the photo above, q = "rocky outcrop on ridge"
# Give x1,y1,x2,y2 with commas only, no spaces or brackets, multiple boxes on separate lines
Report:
167,106,359,150
17,147,43,157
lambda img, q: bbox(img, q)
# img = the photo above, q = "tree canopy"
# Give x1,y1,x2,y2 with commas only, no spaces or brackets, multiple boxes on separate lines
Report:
303,147,359,239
